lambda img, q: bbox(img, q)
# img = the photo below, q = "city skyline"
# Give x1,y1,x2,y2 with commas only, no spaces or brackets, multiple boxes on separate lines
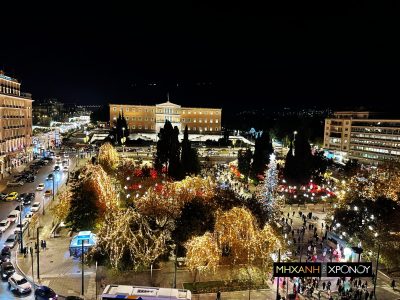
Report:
2,4,400,112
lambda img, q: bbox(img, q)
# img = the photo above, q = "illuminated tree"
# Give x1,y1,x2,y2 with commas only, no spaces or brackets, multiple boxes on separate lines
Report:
51,187,72,222
93,208,169,270
98,142,120,172
185,232,221,282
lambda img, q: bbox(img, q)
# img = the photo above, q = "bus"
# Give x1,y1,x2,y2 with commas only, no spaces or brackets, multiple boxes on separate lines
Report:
101,285,192,300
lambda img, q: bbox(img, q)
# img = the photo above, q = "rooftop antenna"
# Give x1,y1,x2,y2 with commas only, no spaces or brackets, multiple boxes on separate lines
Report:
167,92,170,102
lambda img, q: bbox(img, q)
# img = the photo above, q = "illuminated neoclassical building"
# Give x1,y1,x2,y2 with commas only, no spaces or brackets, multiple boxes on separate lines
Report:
109,100,222,134
0,71,33,177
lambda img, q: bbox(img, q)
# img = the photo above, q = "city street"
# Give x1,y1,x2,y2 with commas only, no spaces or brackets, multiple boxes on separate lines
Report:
0,153,76,299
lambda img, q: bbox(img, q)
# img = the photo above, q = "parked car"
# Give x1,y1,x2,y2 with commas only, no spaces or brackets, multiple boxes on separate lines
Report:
4,234,18,248
63,166,69,172
14,204,23,211
7,210,20,223
5,192,18,201
0,193,8,201
8,273,32,294
54,165,60,172
1,262,15,279
46,174,54,181
37,183,45,191
18,193,27,202
14,220,29,235
6,180,24,187
31,202,41,212
34,285,58,300
0,220,11,233
23,193,35,206
24,212,33,222
44,190,52,197
1,247,11,258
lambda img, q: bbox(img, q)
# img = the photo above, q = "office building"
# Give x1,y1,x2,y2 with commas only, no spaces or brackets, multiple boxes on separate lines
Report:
324,111,400,164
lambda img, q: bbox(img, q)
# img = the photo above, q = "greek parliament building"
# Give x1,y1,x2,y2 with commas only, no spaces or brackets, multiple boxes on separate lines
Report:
323,111,400,164
0,71,33,178
109,100,222,134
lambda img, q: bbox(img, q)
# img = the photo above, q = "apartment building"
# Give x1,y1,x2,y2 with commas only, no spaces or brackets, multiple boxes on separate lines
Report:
109,100,222,134
324,111,400,164
0,71,33,177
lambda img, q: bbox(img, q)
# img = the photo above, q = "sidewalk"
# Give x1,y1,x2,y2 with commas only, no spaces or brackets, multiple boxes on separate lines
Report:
14,157,97,299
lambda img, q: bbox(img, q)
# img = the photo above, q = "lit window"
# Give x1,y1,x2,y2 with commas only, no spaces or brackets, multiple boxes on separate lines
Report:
205,119,208,123
188,126,190,130
216,119,219,123
126,108,130,112
210,127,213,131
132,125,136,129
113,107,116,111
194,127,196,130
204,127,207,131
210,119,213,123
139,125,142,129
199,119,202,123
126,117,129,121
194,119,197,123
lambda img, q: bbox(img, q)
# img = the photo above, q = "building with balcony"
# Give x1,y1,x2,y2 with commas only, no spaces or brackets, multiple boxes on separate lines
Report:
323,111,400,164
109,100,222,134
0,71,33,177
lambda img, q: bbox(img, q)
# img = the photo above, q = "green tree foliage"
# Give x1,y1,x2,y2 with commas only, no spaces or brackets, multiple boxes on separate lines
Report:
181,126,201,175
238,149,252,178
65,171,99,231
284,132,313,185
250,131,273,179
155,120,184,180
172,198,216,255
113,112,129,145
333,197,400,270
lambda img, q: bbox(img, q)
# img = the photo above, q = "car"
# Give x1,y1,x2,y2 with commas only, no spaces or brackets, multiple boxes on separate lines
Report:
63,166,69,172
18,193,28,202
14,204,23,211
40,159,49,165
34,285,58,300
0,220,11,233
4,234,17,248
8,273,31,294
6,180,24,187
54,165,60,172
14,220,29,235
46,174,54,181
37,183,45,190
56,159,62,165
1,247,11,258
0,193,8,201
1,262,15,280
31,202,41,212
25,175,35,183
5,192,18,201
7,210,20,223
44,190,52,197
62,159,69,166
24,212,33,222
64,153,69,158
55,155,61,160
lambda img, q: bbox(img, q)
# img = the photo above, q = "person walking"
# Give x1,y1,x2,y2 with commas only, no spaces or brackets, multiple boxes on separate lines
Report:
391,279,396,290
322,281,326,290
216,290,221,300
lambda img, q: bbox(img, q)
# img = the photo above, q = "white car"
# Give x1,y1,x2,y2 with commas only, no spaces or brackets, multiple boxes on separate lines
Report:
24,212,33,222
0,219,10,233
64,153,69,158
14,219,29,235
56,159,62,165
8,273,32,294
30,202,41,212
63,166,69,172
36,183,45,191
55,155,61,160
7,211,20,224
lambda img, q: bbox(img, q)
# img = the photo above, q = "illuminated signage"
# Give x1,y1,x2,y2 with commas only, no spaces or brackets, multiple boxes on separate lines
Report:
273,262,373,277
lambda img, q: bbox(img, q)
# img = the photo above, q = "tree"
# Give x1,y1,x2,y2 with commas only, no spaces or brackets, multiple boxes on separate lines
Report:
251,131,273,179
181,125,201,175
237,149,252,179
185,232,221,282
98,143,120,172
51,187,72,222
155,121,183,179
283,131,313,185
65,164,118,231
93,208,169,270
113,113,129,145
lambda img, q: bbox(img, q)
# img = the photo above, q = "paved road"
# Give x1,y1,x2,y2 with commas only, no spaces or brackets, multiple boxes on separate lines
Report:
0,153,77,299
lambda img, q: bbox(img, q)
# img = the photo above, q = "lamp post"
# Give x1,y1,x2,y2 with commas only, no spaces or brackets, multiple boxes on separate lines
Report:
36,227,41,280
82,240,85,296
42,195,45,215
293,131,298,156
52,173,55,201
19,202,24,254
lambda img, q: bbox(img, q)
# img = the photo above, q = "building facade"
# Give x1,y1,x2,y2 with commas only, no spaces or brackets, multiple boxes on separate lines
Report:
109,101,222,134
324,111,400,164
0,71,33,177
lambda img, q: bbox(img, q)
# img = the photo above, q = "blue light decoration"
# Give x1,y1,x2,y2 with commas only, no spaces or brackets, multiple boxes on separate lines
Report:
69,231,97,257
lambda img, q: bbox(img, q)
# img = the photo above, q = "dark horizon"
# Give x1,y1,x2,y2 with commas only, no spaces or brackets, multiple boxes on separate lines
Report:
2,3,400,112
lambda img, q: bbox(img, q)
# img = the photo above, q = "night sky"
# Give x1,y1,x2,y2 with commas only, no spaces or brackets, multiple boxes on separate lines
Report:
1,3,400,112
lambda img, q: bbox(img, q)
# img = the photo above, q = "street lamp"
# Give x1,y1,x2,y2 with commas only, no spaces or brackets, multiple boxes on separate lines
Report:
19,202,24,254
293,131,298,155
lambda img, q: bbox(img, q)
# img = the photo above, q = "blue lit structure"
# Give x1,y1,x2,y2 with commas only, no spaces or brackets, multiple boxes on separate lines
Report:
69,231,96,257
